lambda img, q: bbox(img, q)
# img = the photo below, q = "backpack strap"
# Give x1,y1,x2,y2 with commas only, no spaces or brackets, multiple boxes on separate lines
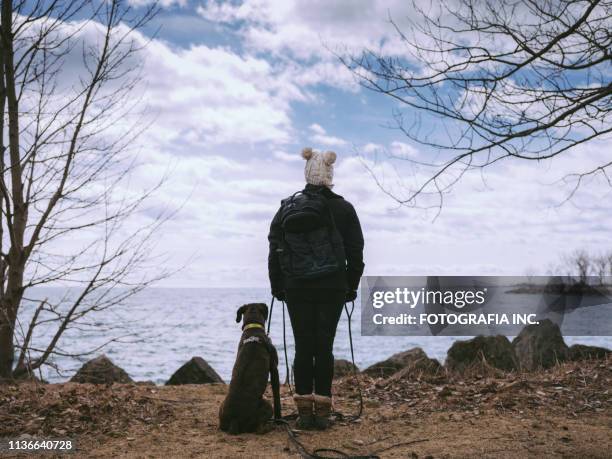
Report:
300,187,338,228
315,190,339,230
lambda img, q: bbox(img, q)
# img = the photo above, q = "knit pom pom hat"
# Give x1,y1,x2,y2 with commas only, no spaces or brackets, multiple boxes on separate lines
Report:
302,147,336,187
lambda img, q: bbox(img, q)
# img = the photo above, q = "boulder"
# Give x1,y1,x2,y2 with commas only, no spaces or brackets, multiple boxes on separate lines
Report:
568,344,611,361
446,336,517,372
363,347,442,378
165,357,224,385
512,319,568,371
12,360,47,383
333,359,359,378
70,355,133,384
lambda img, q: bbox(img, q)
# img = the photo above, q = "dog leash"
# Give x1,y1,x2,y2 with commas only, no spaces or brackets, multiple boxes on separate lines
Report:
268,296,293,393
274,418,380,459
268,296,362,419
267,296,274,335
268,297,378,459
281,299,294,394
267,296,287,419
332,300,363,422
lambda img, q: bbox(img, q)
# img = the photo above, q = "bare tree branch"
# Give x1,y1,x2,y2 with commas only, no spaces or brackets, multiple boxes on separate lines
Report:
340,0,611,210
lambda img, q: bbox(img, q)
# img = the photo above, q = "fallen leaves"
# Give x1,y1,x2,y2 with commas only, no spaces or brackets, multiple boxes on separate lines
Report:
333,358,611,422
0,382,173,439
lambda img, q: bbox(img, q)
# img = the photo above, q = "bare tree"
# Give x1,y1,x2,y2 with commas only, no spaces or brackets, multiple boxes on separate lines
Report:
563,249,592,283
593,254,609,285
0,0,169,381
342,0,611,210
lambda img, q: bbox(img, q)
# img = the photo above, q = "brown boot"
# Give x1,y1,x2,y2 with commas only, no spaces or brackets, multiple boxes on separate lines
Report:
293,394,315,430
313,394,332,430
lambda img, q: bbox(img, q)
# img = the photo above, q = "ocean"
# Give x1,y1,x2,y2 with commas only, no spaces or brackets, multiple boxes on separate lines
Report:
19,288,612,384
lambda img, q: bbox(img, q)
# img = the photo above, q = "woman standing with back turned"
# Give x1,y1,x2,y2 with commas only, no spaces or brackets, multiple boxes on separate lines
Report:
268,148,365,430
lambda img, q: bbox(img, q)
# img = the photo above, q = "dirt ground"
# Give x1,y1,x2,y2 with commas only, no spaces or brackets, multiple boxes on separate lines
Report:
1,360,611,458
81,386,611,459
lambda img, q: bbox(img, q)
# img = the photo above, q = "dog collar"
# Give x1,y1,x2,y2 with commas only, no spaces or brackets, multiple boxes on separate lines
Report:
243,323,265,331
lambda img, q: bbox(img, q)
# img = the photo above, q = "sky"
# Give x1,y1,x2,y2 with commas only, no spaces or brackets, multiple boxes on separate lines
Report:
38,0,612,288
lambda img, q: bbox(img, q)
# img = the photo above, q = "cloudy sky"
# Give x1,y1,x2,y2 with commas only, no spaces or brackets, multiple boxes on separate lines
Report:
89,0,611,287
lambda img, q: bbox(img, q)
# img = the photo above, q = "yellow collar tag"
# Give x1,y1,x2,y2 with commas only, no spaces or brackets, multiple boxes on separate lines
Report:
243,323,265,331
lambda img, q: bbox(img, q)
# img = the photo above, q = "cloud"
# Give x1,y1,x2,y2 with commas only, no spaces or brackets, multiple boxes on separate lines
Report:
23,2,612,288
389,141,419,159
196,0,412,59
148,3,612,286
273,150,302,162
120,121,612,289
129,0,187,7
362,143,383,154
194,0,419,93
309,123,348,147
25,15,304,149
139,42,298,147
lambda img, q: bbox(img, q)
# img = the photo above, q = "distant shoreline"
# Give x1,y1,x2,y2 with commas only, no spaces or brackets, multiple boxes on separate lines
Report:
506,282,612,296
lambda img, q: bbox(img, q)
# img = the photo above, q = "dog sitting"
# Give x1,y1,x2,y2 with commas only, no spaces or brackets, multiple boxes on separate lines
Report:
219,303,281,434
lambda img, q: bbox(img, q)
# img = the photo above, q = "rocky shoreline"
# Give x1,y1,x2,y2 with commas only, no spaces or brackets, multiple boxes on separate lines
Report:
1,319,609,457
51,319,610,388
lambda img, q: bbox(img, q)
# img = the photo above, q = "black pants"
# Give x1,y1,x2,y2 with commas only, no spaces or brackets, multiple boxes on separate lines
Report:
286,288,345,397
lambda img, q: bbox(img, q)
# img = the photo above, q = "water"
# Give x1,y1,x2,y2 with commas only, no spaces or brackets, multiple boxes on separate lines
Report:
18,288,612,384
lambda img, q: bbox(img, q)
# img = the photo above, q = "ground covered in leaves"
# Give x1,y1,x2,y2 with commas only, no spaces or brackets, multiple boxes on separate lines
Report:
0,383,174,438
342,358,611,420
0,359,610,458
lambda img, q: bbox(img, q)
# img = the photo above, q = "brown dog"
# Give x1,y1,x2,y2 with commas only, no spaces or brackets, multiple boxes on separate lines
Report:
219,303,281,434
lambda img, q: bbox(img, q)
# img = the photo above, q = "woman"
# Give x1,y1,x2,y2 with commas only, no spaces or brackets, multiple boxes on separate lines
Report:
268,148,364,430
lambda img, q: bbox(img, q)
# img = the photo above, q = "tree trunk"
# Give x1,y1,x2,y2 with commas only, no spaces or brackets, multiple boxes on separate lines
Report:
0,300,15,379
0,1,6,380
0,270,24,379
0,0,25,380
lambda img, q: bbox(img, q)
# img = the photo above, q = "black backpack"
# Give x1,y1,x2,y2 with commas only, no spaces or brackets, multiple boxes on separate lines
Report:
277,189,346,280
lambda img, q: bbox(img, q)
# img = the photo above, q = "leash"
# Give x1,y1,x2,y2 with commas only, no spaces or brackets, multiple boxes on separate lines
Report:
269,345,282,420
274,418,379,459
332,300,363,422
267,296,274,335
281,299,294,394
267,296,286,420
266,297,427,458
268,296,377,459
268,296,293,393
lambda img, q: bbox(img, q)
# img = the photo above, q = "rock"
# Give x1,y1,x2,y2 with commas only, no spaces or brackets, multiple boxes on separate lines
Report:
568,344,611,361
446,335,517,372
364,347,442,378
512,319,568,371
334,359,359,378
165,357,224,385
12,361,47,383
70,355,133,384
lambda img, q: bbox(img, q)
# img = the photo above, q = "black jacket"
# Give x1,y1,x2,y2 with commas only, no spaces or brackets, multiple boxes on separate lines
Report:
268,184,365,293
